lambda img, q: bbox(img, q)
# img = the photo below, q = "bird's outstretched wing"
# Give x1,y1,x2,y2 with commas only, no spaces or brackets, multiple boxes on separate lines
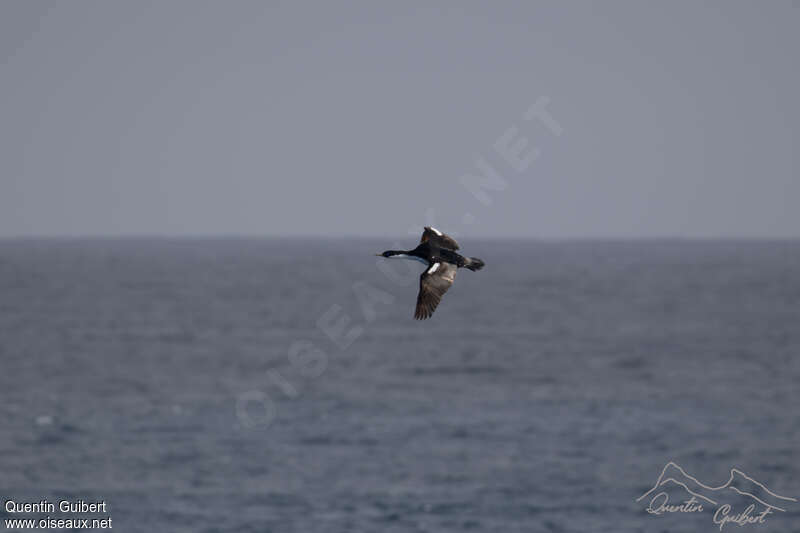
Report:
419,226,460,250
414,261,457,320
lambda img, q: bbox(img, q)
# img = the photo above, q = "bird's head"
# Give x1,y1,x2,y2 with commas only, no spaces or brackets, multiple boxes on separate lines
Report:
375,250,401,258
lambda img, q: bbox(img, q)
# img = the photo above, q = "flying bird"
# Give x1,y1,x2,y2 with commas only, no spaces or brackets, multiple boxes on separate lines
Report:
376,227,485,320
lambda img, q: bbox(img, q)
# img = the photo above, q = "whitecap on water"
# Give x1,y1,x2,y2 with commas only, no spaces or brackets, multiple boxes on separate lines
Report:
35,415,54,426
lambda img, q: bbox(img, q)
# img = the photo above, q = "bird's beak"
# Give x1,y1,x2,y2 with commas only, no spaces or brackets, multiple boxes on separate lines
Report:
374,253,382,256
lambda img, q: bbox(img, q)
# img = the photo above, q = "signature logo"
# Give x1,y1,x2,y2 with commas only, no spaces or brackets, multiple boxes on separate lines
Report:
636,462,797,530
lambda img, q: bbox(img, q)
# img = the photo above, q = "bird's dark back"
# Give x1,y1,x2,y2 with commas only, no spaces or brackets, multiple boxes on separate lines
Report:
413,242,464,266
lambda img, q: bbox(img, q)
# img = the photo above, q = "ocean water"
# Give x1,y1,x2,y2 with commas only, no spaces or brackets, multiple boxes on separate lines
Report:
1,238,798,532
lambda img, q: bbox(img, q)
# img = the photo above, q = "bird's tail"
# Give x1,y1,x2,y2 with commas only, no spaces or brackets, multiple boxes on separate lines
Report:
465,257,485,271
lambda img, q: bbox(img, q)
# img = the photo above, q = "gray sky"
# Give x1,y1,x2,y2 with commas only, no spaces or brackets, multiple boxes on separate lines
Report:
1,1,797,239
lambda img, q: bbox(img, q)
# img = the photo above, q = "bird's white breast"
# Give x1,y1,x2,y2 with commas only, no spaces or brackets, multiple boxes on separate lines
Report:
390,254,428,266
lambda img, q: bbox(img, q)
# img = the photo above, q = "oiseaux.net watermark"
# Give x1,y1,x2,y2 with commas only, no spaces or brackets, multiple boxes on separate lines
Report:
235,96,563,430
4,499,112,530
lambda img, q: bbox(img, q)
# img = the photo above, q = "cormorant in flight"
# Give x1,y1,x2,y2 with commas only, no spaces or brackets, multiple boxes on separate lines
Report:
376,227,485,320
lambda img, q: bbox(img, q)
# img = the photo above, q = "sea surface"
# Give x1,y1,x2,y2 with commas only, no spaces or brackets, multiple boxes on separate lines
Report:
1,238,798,532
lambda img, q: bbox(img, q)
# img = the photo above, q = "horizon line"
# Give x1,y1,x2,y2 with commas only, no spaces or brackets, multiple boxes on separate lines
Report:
1,233,800,242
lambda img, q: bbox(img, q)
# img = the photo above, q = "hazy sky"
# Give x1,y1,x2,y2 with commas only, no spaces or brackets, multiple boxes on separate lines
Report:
1,2,797,238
